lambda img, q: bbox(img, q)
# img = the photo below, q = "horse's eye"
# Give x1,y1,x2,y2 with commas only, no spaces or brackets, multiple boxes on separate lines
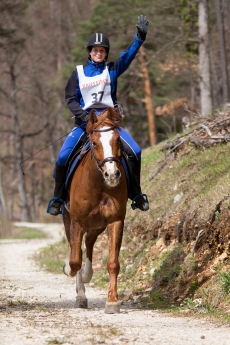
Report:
92,141,96,146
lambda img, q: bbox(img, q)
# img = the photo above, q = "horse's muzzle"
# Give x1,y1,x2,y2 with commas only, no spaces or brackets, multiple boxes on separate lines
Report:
103,167,121,187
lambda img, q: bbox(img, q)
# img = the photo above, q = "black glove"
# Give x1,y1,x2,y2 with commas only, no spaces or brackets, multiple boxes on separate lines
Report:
77,111,89,124
135,15,148,40
82,112,89,123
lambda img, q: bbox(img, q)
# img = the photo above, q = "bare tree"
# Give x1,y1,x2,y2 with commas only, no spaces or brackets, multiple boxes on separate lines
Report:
199,0,212,116
216,0,229,104
138,47,156,146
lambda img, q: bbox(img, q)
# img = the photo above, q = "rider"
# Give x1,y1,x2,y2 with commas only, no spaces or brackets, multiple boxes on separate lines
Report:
48,15,150,216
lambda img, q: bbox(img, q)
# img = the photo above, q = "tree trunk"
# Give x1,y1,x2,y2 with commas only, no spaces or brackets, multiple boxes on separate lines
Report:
0,160,7,218
216,0,229,105
138,46,156,146
10,64,31,222
198,0,212,116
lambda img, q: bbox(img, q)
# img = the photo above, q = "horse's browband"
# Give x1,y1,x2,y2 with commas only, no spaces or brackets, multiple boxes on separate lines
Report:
93,126,116,133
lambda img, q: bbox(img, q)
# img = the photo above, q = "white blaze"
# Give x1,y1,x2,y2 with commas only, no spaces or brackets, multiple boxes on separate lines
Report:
100,127,116,173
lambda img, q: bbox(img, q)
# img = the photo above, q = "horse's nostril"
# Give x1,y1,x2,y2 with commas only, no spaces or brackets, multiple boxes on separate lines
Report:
105,171,109,177
115,170,121,178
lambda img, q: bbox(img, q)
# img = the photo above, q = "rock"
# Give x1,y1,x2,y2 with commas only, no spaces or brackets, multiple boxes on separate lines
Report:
145,287,153,292
212,252,228,266
133,295,141,303
123,290,133,296
149,268,155,276
123,295,131,301
197,269,216,284
125,264,133,272
174,192,183,203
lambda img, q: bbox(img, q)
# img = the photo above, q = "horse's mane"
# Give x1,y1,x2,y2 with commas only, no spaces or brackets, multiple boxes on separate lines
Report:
86,107,122,134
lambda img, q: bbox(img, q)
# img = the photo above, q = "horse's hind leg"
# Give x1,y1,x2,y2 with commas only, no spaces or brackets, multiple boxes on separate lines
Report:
105,220,124,314
82,228,105,283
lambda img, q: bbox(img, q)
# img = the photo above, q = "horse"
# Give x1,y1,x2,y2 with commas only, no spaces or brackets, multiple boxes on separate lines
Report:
62,107,128,314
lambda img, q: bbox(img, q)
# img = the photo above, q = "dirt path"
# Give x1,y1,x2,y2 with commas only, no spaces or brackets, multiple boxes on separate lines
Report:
1,222,230,345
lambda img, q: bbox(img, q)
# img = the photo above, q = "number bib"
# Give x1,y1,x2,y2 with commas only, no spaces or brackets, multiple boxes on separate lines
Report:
77,65,114,110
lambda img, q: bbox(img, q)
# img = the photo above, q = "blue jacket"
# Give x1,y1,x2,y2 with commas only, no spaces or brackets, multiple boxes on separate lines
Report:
65,32,144,126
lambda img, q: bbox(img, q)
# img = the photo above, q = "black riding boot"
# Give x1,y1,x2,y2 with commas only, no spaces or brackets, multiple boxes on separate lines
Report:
49,164,67,216
126,159,149,211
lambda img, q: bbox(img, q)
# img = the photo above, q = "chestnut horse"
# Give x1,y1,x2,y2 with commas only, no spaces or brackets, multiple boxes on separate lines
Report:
62,107,128,313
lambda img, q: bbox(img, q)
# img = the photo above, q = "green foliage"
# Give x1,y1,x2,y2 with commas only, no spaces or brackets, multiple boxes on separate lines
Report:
152,245,186,286
188,279,199,293
109,328,119,335
1,226,47,240
220,271,230,294
35,238,68,274
47,339,65,345
141,290,172,309
215,210,220,221
177,0,198,54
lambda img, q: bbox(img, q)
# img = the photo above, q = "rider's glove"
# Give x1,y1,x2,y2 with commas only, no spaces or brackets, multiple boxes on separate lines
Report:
82,112,89,123
78,111,89,124
135,15,148,40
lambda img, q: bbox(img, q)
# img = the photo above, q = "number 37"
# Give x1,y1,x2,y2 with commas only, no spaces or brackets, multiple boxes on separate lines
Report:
91,91,104,103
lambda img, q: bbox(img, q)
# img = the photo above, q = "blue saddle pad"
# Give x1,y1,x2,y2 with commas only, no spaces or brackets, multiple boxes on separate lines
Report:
65,148,130,191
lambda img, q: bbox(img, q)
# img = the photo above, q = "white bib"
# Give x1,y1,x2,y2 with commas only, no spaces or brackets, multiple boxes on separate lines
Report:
77,65,114,110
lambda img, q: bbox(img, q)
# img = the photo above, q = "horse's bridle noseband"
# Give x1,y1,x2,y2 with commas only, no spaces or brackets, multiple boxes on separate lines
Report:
90,126,121,171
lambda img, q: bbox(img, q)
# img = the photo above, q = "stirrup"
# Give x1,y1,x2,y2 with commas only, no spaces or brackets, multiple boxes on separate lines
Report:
131,193,149,210
46,197,65,215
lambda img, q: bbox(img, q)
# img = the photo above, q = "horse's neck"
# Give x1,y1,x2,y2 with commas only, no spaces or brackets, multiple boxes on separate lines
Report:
85,151,103,179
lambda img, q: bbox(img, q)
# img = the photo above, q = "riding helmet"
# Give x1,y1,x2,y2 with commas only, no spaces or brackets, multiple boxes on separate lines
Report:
87,33,110,59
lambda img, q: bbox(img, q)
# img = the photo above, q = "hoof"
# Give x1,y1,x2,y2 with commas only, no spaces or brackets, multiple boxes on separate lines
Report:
75,297,88,309
63,263,70,277
104,301,120,314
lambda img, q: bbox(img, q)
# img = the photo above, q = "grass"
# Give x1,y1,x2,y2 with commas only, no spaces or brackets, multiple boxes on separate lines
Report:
1,226,47,240
109,328,119,335
220,271,230,293
47,339,65,345
138,141,230,224
34,237,68,274
141,290,173,310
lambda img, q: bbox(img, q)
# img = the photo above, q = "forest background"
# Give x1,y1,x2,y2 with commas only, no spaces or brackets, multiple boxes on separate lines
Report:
0,0,229,224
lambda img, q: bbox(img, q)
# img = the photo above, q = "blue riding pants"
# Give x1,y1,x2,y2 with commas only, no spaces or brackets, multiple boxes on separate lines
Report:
57,126,141,166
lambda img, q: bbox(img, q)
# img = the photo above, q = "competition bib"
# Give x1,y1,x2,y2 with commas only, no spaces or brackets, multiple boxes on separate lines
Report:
77,65,114,110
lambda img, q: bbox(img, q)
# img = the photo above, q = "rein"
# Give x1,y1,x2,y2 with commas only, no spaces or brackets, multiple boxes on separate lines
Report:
90,125,121,171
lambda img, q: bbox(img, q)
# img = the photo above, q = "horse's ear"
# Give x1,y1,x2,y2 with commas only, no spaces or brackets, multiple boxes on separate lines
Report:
89,109,98,124
86,110,98,133
107,107,114,120
109,107,122,124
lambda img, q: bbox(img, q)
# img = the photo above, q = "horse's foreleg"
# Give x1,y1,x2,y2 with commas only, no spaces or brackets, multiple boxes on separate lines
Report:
66,218,88,308
105,220,124,314
63,211,71,243
68,219,85,277
82,228,105,283
62,211,72,277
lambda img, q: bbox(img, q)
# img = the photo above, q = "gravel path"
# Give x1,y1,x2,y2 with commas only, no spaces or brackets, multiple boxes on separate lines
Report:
1,222,230,345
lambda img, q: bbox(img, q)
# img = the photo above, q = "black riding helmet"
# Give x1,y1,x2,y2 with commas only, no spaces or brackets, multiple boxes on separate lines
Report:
86,33,110,60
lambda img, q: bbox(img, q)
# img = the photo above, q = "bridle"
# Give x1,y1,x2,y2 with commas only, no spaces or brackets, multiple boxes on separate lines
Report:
90,125,121,172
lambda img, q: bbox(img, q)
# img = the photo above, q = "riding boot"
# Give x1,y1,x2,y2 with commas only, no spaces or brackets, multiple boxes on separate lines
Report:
49,164,67,216
126,159,149,211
